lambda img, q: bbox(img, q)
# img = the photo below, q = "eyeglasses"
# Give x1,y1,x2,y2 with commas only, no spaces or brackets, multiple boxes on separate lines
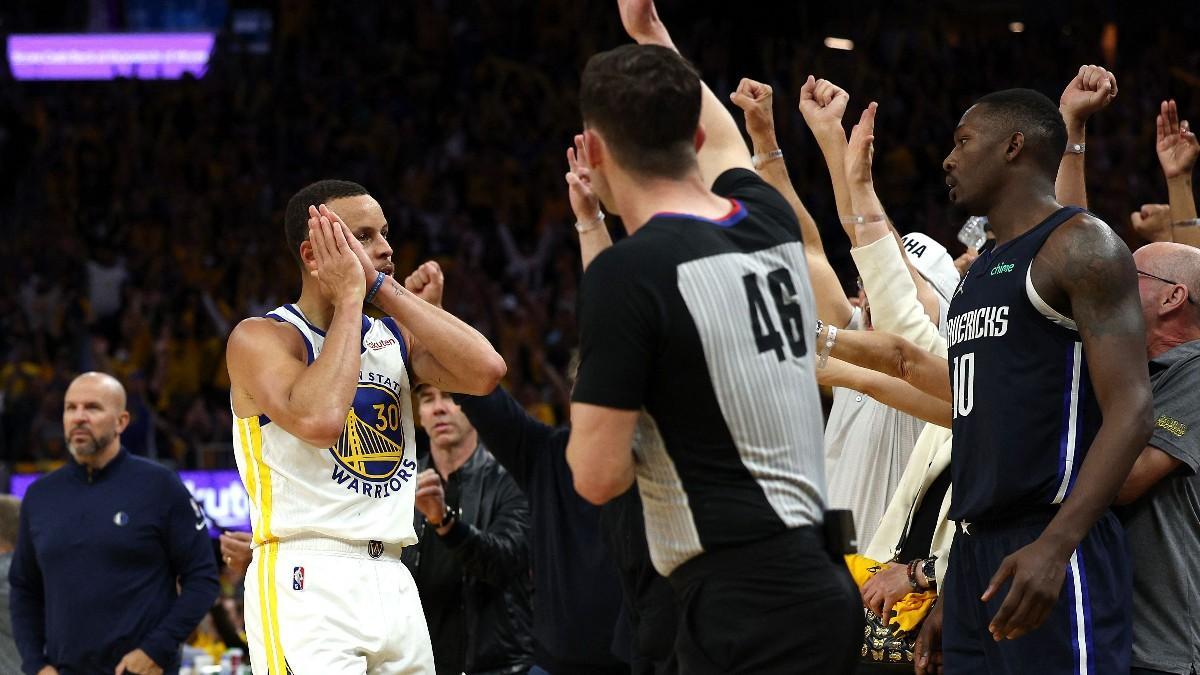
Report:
1137,269,1198,305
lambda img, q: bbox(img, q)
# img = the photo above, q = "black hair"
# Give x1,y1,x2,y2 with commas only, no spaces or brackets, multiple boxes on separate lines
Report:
973,88,1067,178
283,179,370,266
580,44,702,179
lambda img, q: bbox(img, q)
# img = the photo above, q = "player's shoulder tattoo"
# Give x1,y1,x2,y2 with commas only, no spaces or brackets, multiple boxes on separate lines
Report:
1045,214,1140,336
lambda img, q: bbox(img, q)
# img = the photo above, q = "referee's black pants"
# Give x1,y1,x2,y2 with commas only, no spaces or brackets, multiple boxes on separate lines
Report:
668,526,861,674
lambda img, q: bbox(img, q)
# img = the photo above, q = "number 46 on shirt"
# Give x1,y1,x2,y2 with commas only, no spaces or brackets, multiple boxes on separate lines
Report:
743,267,807,361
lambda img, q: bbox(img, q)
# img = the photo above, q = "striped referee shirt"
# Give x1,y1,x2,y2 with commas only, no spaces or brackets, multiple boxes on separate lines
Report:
572,169,827,576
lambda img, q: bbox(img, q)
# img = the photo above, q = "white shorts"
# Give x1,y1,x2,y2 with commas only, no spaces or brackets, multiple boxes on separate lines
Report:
245,537,434,675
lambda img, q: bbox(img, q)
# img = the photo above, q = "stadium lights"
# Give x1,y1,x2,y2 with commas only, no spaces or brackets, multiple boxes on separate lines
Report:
1009,22,1025,33
824,37,854,51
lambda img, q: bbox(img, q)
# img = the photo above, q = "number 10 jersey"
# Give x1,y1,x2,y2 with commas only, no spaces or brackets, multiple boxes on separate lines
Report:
946,206,1102,524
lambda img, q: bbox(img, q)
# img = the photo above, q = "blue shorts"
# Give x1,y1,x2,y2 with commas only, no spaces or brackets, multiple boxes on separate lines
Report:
942,510,1130,674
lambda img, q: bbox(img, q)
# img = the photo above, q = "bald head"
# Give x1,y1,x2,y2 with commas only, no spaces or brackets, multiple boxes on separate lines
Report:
1134,243,1200,355
63,372,129,463
68,372,127,410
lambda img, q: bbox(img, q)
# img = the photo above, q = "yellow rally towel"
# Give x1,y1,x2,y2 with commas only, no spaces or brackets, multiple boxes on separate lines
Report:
845,554,938,633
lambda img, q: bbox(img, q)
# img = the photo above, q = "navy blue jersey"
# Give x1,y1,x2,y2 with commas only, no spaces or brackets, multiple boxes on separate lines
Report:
946,207,1103,523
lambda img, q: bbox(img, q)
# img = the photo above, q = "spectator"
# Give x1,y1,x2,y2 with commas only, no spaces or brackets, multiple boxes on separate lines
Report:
457,357,678,675
9,372,219,675
567,4,859,672
1115,242,1200,675
403,384,534,675
730,74,954,547
0,495,22,673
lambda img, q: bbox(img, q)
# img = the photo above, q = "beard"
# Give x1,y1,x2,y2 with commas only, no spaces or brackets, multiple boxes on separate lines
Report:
66,428,114,458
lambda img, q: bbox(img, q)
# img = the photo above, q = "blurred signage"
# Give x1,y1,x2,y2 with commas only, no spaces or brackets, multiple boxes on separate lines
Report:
10,468,250,537
8,33,215,81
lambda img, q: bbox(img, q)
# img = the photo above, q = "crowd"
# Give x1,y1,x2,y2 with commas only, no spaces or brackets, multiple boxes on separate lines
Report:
0,1,1199,674
0,2,1197,471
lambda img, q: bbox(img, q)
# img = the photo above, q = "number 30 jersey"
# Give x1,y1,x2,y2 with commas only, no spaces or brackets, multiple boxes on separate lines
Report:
946,206,1102,524
232,304,420,548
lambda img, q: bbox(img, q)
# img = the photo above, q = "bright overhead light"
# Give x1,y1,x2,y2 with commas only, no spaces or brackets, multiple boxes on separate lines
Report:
824,37,854,51
1009,21,1025,33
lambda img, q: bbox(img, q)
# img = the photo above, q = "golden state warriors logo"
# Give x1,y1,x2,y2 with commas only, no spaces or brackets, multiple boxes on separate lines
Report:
328,381,417,498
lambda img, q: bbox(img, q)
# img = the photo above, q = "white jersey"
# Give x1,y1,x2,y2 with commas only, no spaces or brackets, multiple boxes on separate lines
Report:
232,303,420,548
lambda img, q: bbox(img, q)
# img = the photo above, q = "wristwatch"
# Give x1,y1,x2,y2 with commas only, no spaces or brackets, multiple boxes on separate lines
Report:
921,557,938,588
429,504,456,529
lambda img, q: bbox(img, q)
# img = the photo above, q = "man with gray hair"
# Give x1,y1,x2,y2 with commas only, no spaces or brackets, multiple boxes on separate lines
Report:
9,372,218,675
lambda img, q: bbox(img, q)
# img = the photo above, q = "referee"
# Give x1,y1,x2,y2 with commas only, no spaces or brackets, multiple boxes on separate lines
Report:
565,2,859,673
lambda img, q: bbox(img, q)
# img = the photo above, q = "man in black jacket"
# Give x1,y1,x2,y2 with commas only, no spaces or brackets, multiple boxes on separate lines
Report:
456,384,677,675
402,383,533,675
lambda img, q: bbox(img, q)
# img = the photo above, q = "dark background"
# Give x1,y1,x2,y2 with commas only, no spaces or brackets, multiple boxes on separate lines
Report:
0,0,1195,470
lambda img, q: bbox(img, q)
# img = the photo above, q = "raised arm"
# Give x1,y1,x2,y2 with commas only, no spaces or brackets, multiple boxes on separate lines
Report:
1131,203,1174,244
616,0,753,184
226,212,367,447
1156,99,1200,247
456,387,558,490
323,206,506,395
728,76,853,328
817,324,951,403
800,76,854,233
1055,65,1118,209
844,103,942,326
817,357,951,428
985,217,1153,641
566,134,614,271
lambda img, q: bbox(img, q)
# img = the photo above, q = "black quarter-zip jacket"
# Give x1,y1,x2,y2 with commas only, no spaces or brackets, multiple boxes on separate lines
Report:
8,449,219,675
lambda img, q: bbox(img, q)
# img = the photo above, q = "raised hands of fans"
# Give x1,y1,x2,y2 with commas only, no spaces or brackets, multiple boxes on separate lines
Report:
566,134,603,227
1131,203,1173,243
729,78,778,146
404,261,444,307
914,600,944,675
307,205,366,305
1156,100,1199,180
798,75,850,143
616,0,675,49
844,102,879,186
1058,64,1117,127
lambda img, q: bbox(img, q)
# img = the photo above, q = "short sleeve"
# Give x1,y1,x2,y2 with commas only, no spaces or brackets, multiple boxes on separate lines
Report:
711,168,797,238
1148,357,1200,475
571,246,661,411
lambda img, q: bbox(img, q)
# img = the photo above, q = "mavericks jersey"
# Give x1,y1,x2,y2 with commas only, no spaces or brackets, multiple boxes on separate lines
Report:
946,207,1103,523
232,304,420,547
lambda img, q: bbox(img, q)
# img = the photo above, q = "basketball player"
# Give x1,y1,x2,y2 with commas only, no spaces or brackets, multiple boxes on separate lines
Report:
225,179,506,674
565,1,859,673
928,89,1153,674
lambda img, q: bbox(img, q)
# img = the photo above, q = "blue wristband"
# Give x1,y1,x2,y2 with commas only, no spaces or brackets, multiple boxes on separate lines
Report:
365,271,386,304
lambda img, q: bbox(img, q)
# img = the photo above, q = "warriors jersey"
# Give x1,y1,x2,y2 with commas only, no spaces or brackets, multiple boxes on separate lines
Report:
232,304,420,547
